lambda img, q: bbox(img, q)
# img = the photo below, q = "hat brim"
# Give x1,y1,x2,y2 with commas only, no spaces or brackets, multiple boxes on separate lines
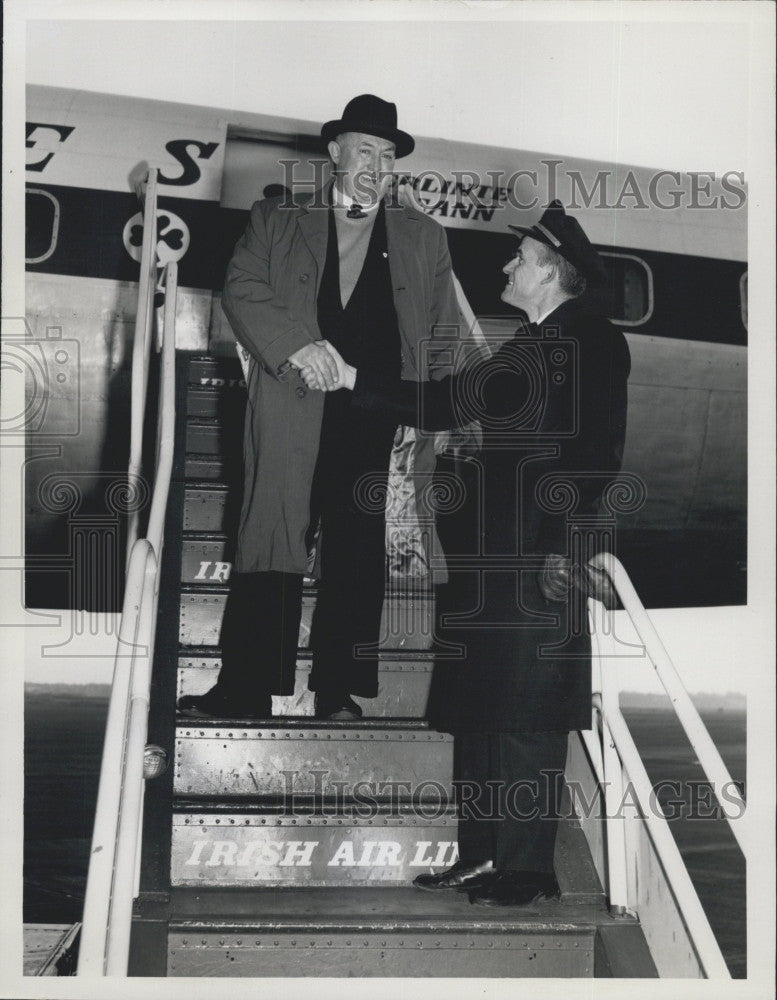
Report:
507,224,607,284
507,223,554,244
321,119,415,158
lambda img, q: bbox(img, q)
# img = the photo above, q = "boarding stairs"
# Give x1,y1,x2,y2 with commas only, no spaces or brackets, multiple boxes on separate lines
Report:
78,169,745,979
121,348,652,977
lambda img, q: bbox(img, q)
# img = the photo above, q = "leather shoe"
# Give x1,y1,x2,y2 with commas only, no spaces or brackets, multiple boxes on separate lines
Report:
177,687,270,720
314,693,363,721
413,860,494,891
468,869,560,907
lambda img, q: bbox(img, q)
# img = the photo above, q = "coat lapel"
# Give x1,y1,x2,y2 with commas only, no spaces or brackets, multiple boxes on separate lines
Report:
296,187,331,274
296,209,329,273
385,202,419,291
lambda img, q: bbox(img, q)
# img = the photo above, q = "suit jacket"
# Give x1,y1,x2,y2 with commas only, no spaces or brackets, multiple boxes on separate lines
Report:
222,189,462,574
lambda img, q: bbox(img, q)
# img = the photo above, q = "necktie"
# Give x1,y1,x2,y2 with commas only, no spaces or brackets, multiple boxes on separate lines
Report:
347,202,367,219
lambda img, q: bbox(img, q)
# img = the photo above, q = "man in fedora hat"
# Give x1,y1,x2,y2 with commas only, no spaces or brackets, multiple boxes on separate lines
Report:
310,200,630,904
178,95,461,721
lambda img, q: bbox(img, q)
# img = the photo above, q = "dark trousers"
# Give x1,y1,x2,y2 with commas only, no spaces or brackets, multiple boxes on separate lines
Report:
307,498,388,697
216,571,303,708
307,398,397,698
455,731,568,873
219,413,395,703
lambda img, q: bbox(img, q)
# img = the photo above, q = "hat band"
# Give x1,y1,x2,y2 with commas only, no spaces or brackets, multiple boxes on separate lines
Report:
535,222,561,247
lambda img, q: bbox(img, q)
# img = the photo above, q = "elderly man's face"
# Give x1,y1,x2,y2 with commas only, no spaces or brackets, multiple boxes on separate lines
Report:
501,236,552,311
329,132,397,205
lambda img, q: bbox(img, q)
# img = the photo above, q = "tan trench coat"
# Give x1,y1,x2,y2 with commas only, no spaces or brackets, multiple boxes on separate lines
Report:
222,190,462,574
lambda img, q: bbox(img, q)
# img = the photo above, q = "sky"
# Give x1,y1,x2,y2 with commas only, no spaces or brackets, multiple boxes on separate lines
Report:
13,0,768,175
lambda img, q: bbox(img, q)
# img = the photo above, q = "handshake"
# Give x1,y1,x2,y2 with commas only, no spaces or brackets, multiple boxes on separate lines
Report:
288,340,356,392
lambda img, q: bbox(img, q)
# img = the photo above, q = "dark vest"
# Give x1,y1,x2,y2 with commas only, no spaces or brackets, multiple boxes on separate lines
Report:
311,203,402,513
316,203,402,378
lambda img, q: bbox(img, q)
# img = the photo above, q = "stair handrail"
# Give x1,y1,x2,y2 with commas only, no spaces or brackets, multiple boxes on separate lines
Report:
146,262,178,557
590,552,747,845
126,167,160,564
585,551,746,978
78,175,178,974
77,540,156,975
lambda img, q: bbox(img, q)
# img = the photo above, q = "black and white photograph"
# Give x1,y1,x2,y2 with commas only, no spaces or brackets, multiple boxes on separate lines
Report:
1,1,774,997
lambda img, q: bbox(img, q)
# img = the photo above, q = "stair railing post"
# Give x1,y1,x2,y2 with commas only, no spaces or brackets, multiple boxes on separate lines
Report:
78,539,151,975
590,553,747,853
105,548,158,975
589,597,630,914
127,168,159,566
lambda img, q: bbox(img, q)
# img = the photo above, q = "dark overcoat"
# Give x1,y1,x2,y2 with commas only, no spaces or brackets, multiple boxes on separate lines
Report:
353,298,631,734
222,189,461,575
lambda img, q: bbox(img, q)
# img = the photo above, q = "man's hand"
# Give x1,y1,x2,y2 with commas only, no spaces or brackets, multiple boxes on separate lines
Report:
297,341,355,391
538,554,573,603
538,554,617,609
288,340,344,390
580,562,617,609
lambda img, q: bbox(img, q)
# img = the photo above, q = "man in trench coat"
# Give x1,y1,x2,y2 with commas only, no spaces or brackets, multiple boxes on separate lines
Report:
312,201,631,904
178,95,461,720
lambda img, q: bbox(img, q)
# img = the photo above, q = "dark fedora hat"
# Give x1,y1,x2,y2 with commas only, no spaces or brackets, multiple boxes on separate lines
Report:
321,94,415,158
509,200,607,284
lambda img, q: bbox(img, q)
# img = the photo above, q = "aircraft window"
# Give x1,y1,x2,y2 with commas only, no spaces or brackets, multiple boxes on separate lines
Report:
599,252,653,326
739,271,747,330
26,189,60,264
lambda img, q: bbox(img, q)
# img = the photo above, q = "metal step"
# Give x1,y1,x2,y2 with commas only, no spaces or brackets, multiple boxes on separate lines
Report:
170,805,460,888
186,418,224,457
170,775,604,896
181,534,233,584
183,484,232,533
184,453,229,481
187,385,247,420
177,650,434,717
179,535,316,587
174,720,453,799
179,586,435,651
165,886,600,977
187,355,244,388
179,535,432,599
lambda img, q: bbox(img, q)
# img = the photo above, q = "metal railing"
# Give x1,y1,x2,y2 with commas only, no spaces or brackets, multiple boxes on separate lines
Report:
127,168,161,562
583,552,747,978
78,169,178,976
